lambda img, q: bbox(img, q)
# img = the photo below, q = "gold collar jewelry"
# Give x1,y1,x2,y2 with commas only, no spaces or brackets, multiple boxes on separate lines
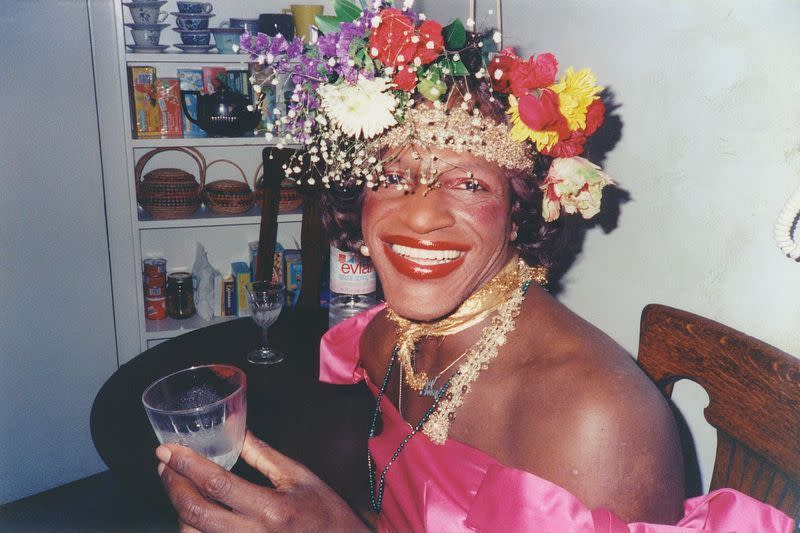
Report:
387,256,546,393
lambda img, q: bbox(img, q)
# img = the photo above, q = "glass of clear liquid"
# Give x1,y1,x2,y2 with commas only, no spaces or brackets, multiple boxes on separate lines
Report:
142,364,247,470
244,281,285,364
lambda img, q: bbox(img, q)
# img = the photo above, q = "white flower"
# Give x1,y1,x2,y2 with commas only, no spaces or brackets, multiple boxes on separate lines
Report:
316,76,398,139
371,15,382,28
540,157,614,222
492,31,502,44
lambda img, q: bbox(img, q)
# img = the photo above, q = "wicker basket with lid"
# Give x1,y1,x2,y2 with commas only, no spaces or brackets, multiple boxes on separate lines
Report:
136,147,206,219
254,161,304,214
202,159,255,215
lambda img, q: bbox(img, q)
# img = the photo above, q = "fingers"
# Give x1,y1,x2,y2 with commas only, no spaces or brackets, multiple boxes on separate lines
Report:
240,429,311,489
157,444,274,523
159,459,254,533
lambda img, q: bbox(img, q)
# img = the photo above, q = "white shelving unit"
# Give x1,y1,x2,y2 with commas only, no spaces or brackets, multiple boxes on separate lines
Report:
93,1,303,363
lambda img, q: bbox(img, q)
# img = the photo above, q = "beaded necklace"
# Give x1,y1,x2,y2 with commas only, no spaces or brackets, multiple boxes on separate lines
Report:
367,262,537,513
367,347,453,513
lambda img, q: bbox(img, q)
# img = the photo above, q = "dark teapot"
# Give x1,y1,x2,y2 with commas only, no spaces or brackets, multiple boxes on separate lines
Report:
180,83,261,137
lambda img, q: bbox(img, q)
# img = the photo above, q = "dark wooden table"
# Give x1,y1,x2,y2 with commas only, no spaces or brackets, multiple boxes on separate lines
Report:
89,308,373,528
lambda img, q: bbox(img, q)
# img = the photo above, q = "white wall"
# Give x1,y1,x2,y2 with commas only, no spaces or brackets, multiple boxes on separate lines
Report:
0,0,118,504
422,0,800,489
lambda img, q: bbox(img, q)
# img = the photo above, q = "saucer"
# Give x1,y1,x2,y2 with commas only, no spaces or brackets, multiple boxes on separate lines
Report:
124,22,169,30
123,1,167,7
172,28,212,34
127,44,170,53
174,44,215,53
170,12,216,18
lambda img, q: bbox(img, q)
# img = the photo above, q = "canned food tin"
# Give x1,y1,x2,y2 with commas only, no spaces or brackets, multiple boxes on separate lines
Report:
143,284,165,298
144,273,166,287
143,258,167,277
145,296,167,320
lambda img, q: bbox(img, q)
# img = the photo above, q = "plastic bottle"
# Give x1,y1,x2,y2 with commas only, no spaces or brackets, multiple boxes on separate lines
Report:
328,245,377,327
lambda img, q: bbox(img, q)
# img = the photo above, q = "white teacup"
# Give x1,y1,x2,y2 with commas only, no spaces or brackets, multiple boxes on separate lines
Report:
130,5,168,25
130,24,165,47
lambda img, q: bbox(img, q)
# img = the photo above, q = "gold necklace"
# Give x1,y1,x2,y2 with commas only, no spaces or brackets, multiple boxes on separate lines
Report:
387,257,546,392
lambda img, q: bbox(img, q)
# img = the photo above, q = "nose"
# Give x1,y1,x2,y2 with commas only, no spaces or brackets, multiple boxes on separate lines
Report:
399,189,455,235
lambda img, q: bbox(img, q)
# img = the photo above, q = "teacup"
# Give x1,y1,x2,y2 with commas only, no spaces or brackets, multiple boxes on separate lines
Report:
211,27,244,53
176,29,211,45
129,24,166,47
177,1,212,14
257,13,294,38
129,4,168,25
176,15,210,30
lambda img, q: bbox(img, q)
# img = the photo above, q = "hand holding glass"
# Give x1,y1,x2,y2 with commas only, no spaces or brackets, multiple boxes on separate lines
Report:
245,281,285,364
142,364,247,470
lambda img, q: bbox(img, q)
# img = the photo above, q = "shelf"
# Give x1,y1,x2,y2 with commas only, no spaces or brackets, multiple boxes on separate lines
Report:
132,136,268,148
126,52,253,65
144,313,238,340
137,205,303,229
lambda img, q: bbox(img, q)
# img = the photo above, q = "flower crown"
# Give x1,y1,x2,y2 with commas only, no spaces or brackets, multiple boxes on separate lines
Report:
240,0,613,222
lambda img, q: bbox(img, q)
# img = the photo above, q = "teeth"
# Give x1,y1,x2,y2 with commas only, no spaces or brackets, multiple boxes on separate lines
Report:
390,243,463,264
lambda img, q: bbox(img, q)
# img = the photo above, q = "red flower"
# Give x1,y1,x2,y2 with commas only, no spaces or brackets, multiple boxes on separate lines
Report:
517,89,563,131
509,53,558,97
583,99,605,136
543,130,587,157
488,48,520,94
392,67,418,91
414,20,444,65
369,8,417,67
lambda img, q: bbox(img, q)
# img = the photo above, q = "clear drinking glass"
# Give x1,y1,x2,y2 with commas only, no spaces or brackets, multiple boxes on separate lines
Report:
244,281,285,364
142,364,247,470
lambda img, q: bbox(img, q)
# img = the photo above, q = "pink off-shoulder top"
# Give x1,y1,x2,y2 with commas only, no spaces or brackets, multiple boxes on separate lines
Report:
320,304,795,532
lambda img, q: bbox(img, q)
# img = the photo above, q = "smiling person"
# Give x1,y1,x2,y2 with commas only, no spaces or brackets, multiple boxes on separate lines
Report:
155,2,795,532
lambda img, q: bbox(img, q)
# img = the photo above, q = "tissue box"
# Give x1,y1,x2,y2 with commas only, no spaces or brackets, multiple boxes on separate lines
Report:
231,261,251,317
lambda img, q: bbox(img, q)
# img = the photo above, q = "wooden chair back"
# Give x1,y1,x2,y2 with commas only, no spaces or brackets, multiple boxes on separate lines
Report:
637,304,800,521
258,147,325,308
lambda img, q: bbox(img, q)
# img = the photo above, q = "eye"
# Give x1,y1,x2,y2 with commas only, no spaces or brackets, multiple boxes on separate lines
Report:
383,172,406,185
451,178,486,192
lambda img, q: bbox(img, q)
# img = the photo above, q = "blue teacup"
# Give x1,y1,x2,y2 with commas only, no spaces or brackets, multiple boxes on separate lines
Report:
176,15,209,30
176,29,211,45
211,27,244,53
177,1,212,14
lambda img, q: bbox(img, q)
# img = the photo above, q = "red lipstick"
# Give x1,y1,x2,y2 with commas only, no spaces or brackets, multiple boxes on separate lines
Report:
382,236,468,280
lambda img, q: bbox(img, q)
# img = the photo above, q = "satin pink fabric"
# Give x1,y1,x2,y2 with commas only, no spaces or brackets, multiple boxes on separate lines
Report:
319,304,796,532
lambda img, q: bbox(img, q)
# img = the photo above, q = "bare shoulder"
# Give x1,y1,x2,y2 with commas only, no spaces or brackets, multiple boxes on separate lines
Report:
358,308,396,380
505,294,685,523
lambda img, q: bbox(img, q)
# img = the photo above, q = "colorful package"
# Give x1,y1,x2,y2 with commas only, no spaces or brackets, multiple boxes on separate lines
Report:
128,66,162,137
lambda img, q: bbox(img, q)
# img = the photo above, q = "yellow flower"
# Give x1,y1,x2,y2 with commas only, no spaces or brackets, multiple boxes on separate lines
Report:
507,95,560,151
551,68,603,131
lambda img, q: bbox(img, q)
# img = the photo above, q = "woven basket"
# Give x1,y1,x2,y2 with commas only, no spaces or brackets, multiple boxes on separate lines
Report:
254,161,304,214
136,147,205,220
203,159,255,215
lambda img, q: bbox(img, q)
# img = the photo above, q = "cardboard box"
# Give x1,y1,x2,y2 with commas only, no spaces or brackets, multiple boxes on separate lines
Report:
221,274,236,316
156,78,183,137
231,262,251,317
284,249,302,307
128,66,162,138
177,68,204,91
202,66,227,94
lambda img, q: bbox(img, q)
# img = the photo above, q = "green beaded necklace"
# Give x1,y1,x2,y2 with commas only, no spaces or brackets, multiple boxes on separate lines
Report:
367,347,453,513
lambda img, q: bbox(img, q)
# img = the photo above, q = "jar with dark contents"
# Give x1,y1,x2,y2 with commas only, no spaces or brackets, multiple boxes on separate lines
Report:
166,272,196,319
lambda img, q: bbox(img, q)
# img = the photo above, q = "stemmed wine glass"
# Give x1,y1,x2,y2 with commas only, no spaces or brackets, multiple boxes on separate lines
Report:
244,281,285,364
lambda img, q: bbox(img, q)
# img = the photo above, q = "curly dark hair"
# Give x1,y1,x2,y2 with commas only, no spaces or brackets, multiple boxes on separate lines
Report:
319,76,578,273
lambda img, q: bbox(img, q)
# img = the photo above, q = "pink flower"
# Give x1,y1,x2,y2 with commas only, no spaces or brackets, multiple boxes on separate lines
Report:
509,53,558,96
392,67,418,91
517,89,564,132
540,157,614,222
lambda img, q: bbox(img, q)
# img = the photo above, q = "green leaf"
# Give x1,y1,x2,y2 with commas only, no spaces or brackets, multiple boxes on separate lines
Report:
446,58,469,76
417,78,448,101
315,15,342,35
443,19,466,50
334,0,362,22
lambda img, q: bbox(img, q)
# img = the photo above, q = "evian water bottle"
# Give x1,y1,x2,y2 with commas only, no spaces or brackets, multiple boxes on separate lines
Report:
328,245,377,327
